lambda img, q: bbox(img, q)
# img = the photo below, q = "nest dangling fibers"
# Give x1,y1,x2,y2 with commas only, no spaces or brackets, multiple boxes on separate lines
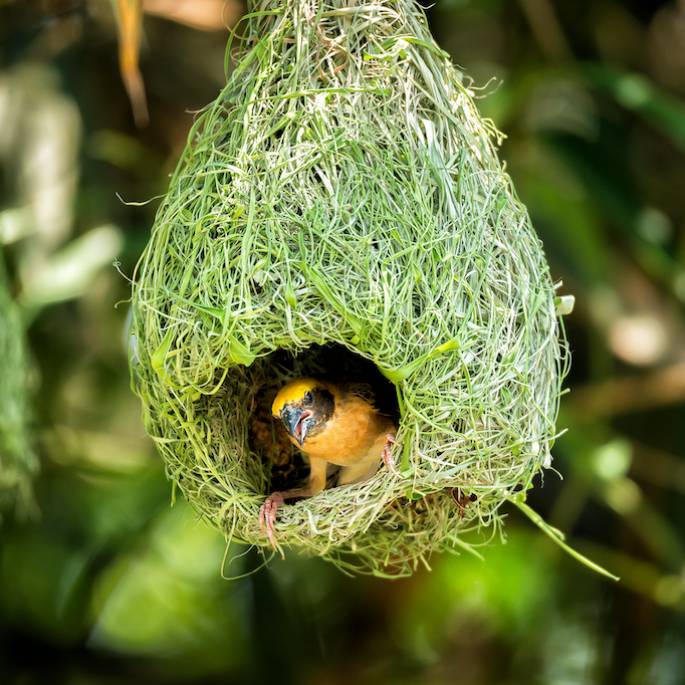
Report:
131,0,568,576
0,256,36,517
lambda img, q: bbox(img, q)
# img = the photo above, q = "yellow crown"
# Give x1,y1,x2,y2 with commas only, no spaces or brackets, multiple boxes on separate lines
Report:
271,378,320,416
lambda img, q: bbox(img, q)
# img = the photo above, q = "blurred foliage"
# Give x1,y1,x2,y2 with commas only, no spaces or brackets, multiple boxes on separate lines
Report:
0,254,37,517
0,0,684,683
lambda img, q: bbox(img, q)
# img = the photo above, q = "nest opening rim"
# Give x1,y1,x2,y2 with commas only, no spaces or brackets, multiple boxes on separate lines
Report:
245,342,402,493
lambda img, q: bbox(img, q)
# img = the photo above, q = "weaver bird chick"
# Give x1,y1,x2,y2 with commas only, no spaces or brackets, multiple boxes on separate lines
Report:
259,377,397,545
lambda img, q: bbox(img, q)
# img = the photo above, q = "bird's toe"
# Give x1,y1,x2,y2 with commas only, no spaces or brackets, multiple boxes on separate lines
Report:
260,492,284,546
382,433,398,473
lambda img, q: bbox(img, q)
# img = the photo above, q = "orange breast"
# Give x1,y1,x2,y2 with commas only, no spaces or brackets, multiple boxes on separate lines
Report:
303,395,393,466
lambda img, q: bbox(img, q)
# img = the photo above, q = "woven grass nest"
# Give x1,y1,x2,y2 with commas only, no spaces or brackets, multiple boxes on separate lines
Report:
131,0,568,576
0,256,36,518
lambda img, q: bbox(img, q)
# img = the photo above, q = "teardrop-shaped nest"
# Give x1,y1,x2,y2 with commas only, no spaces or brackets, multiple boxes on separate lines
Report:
130,0,568,576
0,256,36,517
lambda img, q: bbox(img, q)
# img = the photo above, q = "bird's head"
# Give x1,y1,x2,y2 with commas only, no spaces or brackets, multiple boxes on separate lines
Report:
271,378,335,447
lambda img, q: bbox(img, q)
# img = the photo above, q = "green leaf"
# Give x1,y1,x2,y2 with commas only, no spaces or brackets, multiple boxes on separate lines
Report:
151,329,174,375
555,295,575,316
227,338,256,366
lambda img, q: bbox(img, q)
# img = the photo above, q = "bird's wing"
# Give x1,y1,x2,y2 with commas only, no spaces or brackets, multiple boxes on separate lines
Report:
338,429,390,485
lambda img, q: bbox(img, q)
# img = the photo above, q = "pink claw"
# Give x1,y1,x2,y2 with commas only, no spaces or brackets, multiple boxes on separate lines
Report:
382,434,398,473
259,492,284,547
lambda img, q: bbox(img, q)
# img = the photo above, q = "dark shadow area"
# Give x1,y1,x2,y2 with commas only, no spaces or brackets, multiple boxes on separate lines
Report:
267,343,400,419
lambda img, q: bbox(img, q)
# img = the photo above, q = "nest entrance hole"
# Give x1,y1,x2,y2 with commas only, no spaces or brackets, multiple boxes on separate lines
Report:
246,344,400,494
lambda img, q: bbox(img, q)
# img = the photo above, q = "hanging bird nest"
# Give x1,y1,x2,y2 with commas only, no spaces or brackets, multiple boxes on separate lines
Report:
130,0,568,576
0,256,36,518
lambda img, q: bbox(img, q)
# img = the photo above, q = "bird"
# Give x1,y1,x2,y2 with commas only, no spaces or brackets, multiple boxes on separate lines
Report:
259,377,397,545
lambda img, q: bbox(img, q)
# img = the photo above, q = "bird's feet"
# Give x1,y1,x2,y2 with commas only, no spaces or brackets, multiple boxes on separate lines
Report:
259,492,284,547
382,434,398,474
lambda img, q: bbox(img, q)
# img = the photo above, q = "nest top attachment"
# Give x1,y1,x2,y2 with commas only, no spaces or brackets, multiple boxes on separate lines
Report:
131,0,567,575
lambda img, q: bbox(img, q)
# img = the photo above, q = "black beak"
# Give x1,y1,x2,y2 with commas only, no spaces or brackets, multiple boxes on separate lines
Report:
280,405,312,447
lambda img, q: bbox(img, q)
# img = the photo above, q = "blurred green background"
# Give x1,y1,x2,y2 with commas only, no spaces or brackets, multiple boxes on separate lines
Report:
1,1,685,683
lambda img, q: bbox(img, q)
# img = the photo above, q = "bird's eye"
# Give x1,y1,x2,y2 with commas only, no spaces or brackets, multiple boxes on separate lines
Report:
304,391,314,404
